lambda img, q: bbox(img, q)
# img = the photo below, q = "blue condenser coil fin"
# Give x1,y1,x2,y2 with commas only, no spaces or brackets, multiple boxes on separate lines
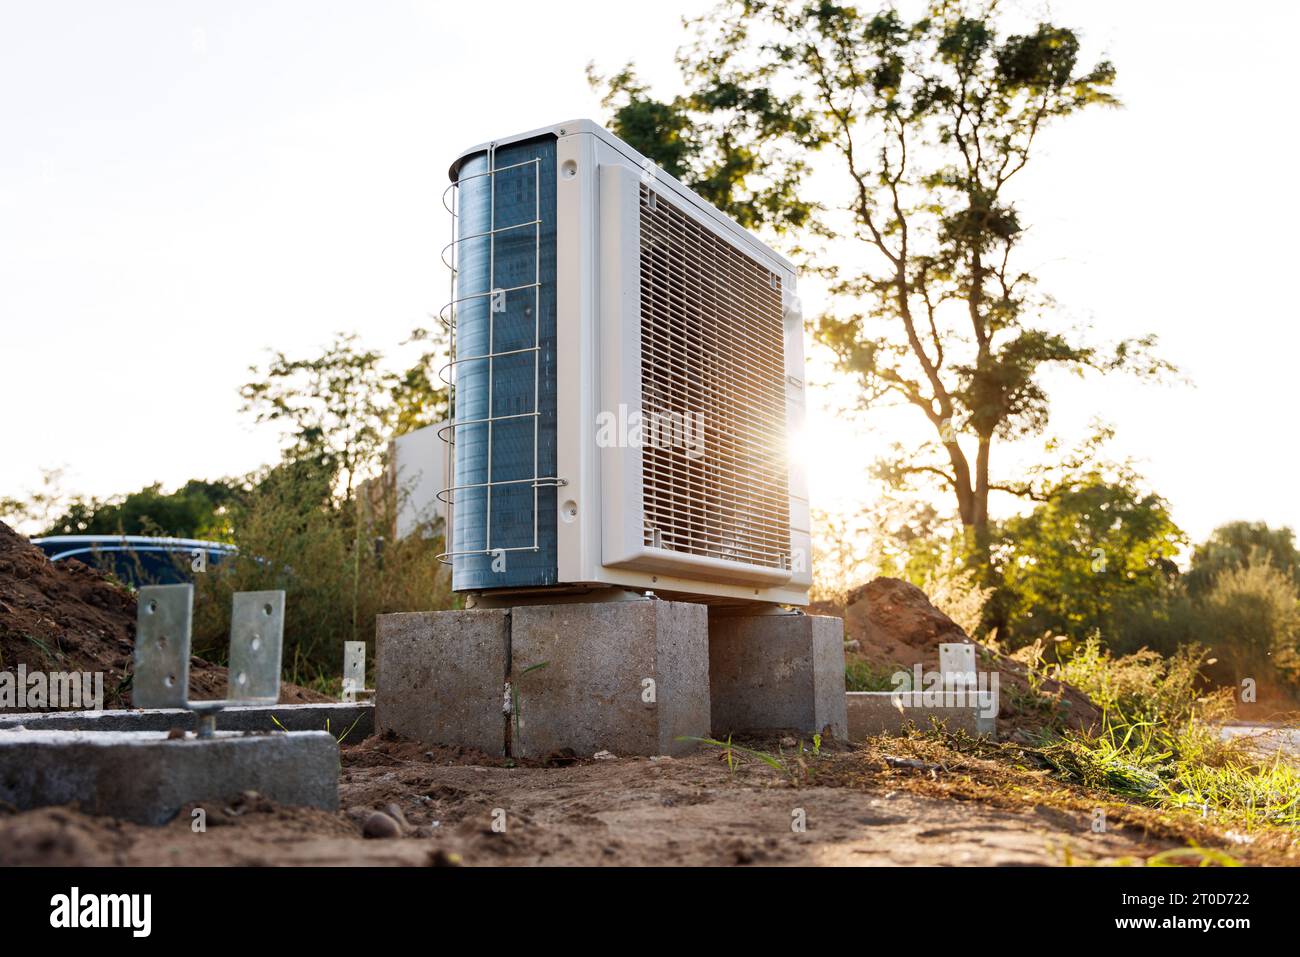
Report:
450,136,559,591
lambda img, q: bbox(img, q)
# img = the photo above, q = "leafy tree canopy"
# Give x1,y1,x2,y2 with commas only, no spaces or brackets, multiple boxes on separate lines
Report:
591,0,1175,546
993,467,1185,648
40,479,239,540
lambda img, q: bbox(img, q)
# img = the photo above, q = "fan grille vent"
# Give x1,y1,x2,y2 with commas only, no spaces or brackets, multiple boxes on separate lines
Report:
638,185,790,570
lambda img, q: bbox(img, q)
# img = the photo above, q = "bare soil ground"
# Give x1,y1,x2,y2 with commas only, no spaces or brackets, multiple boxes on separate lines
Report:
1,730,1289,867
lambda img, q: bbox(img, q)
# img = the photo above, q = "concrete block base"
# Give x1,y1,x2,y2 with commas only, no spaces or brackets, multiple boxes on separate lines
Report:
0,729,339,825
0,702,374,739
511,600,710,758
709,612,848,739
376,609,509,755
375,600,712,757
847,692,996,740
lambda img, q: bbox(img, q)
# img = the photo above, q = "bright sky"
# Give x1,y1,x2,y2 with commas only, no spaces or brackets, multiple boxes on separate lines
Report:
2,1,1297,546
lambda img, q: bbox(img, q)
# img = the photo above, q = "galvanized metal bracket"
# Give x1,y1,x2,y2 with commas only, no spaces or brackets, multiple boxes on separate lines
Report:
341,640,373,703
133,583,193,710
938,642,977,693
135,584,286,736
229,590,284,705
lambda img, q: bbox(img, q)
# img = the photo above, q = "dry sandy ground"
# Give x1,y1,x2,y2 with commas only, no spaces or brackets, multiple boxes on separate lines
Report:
0,735,1186,867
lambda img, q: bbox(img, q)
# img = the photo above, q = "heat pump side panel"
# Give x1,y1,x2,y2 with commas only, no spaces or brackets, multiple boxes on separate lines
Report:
450,137,560,591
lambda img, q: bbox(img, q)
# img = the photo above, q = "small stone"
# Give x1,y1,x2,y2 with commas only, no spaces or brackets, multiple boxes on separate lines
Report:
780,736,797,748
166,728,186,740
362,811,402,839
844,639,862,652
383,802,408,828
593,750,616,760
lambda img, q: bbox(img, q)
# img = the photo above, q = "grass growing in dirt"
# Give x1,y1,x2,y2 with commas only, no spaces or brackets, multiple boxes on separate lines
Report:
1028,637,1300,830
678,733,824,783
698,636,1300,863
844,659,908,692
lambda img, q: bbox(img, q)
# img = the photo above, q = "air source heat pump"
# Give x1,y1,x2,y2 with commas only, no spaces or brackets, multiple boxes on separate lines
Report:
439,120,810,606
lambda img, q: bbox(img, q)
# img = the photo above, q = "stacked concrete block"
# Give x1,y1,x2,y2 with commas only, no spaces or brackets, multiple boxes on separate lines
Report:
510,600,710,758
375,609,509,754
708,612,848,739
374,601,852,755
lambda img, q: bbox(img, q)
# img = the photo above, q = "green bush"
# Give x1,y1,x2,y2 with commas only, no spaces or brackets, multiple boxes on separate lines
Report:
1199,562,1300,688
1186,521,1300,597
1056,635,1224,731
1101,585,1198,657
845,659,910,692
193,456,454,690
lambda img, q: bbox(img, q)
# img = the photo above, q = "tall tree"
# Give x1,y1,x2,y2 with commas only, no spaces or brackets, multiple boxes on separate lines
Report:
240,333,396,504
592,0,1174,555
391,325,452,437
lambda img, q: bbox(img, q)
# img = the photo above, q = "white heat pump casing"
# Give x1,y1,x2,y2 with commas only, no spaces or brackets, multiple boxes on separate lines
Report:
454,120,811,606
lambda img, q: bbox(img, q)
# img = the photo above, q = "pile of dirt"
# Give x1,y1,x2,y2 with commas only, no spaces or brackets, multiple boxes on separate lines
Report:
0,520,327,708
818,577,1101,734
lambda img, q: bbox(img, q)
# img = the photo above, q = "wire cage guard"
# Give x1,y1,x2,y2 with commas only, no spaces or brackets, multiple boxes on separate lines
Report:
437,139,562,589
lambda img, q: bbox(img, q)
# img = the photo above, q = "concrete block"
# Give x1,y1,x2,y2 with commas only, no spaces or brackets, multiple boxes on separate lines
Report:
375,609,508,754
510,600,710,757
0,702,374,739
217,702,374,738
709,613,848,739
0,729,339,825
846,692,996,740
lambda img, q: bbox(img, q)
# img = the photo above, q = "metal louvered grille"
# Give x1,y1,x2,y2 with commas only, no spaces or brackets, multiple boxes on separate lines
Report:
638,185,790,570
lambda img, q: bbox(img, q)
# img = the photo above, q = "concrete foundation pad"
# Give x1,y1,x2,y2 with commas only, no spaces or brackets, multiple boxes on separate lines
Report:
376,609,509,754
847,692,996,740
510,600,710,757
0,702,373,739
0,729,339,825
709,613,848,739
